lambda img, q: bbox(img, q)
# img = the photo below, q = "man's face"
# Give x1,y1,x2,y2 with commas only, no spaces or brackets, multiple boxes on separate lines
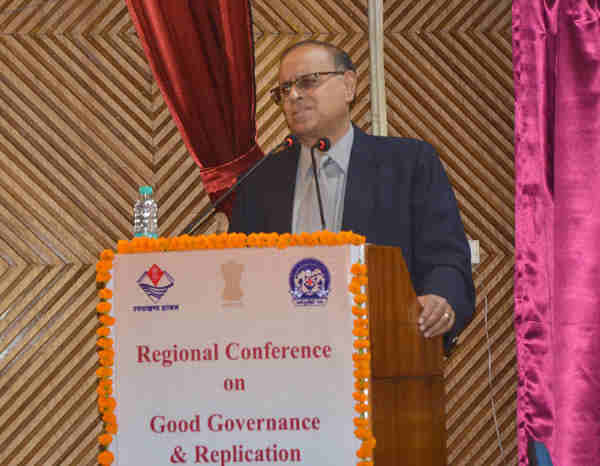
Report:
278,45,356,146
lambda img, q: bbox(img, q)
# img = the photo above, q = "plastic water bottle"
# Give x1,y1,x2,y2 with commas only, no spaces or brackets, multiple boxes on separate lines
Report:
133,185,158,238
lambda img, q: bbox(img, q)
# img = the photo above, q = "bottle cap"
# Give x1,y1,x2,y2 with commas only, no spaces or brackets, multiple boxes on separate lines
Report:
139,185,153,195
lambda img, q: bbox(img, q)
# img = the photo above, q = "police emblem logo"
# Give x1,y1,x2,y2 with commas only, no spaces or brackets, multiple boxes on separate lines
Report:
137,264,174,302
289,258,331,307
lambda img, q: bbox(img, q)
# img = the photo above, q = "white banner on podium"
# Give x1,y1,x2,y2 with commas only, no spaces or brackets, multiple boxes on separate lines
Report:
110,244,363,465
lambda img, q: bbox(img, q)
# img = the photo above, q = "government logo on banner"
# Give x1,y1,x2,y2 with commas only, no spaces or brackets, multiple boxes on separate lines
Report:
137,264,174,303
289,258,330,307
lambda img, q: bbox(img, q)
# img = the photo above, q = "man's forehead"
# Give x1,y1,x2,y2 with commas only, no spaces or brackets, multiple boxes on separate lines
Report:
279,45,335,78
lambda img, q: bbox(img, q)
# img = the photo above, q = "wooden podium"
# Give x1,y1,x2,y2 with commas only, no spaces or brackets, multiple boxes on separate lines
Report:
366,245,446,466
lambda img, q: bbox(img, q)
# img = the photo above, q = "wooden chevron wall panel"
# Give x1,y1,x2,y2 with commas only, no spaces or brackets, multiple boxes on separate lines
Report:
0,0,514,465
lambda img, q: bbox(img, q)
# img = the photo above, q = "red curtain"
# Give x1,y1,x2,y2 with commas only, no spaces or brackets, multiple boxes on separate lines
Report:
124,0,263,216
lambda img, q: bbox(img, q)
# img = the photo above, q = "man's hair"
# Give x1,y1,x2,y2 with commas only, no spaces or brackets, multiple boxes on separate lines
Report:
280,40,356,72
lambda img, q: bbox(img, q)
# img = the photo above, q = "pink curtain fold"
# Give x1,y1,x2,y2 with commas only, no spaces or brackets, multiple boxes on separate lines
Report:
514,1,600,464
124,0,263,216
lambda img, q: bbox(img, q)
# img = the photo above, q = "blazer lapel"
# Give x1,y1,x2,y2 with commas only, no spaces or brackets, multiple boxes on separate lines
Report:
265,144,300,233
342,126,378,235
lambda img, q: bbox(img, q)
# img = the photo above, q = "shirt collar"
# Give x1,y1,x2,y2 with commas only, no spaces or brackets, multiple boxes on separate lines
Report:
298,125,354,177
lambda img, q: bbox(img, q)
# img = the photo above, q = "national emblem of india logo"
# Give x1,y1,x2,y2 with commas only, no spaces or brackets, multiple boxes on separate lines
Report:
289,258,331,307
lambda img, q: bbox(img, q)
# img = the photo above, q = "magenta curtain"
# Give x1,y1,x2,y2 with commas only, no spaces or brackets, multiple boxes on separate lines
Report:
514,1,600,464
124,0,263,216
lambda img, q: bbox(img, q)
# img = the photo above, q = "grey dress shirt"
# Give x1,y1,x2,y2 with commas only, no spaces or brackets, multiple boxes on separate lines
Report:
292,125,354,233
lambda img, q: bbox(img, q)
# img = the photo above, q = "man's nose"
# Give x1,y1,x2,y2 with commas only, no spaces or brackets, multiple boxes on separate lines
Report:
287,83,303,100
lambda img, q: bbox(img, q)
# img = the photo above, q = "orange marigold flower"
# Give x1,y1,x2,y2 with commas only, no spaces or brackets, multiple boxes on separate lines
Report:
354,403,369,414
167,237,179,251
353,294,367,305
352,352,371,362
98,400,116,415
358,275,368,286
276,238,289,249
352,328,369,337
96,261,112,273
312,230,323,244
246,233,258,247
98,379,112,389
355,380,368,391
204,234,217,249
304,232,317,246
98,358,114,367
297,232,310,246
116,240,130,254
98,354,114,365
99,349,115,359
356,444,374,459
351,233,366,245
181,235,193,249
96,302,112,313
355,427,371,439
96,327,110,337
97,385,113,396
287,234,298,246
354,417,369,427
348,282,361,294
351,263,363,275
98,288,113,300
98,396,116,408
350,275,362,286
354,360,370,371
214,233,227,249
137,241,148,251
98,450,114,465
312,230,325,245
255,233,268,248
352,306,367,317
353,340,370,350
99,315,116,326
149,237,161,251
339,231,353,243
354,368,371,378
353,392,368,402
98,433,112,446
353,319,369,329
158,237,170,250
103,412,117,424
105,423,118,434
96,367,113,378
236,233,248,247
97,337,114,348
195,236,208,249
100,249,115,261
357,461,374,466
96,272,111,283
265,233,278,247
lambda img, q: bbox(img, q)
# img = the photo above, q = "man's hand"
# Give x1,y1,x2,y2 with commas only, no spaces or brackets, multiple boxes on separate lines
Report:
417,294,455,338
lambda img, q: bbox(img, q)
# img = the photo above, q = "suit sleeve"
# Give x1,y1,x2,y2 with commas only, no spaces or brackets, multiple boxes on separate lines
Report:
410,142,475,354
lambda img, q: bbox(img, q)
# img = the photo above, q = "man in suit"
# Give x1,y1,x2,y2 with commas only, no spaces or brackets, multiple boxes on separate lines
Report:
229,40,475,353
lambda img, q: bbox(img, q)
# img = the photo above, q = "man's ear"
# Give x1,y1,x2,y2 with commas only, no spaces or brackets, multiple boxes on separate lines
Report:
343,70,357,104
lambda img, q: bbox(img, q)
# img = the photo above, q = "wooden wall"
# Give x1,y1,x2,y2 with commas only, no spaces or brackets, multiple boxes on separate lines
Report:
0,0,515,464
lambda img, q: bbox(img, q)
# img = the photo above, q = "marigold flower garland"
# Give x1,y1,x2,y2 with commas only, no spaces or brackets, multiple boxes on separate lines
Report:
96,230,372,465
350,261,375,466
96,248,116,466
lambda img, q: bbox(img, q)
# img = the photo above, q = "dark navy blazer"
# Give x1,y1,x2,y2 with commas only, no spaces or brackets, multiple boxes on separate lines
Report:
229,126,475,353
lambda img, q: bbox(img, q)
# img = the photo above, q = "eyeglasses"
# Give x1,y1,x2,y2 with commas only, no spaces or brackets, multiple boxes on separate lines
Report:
269,71,346,105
